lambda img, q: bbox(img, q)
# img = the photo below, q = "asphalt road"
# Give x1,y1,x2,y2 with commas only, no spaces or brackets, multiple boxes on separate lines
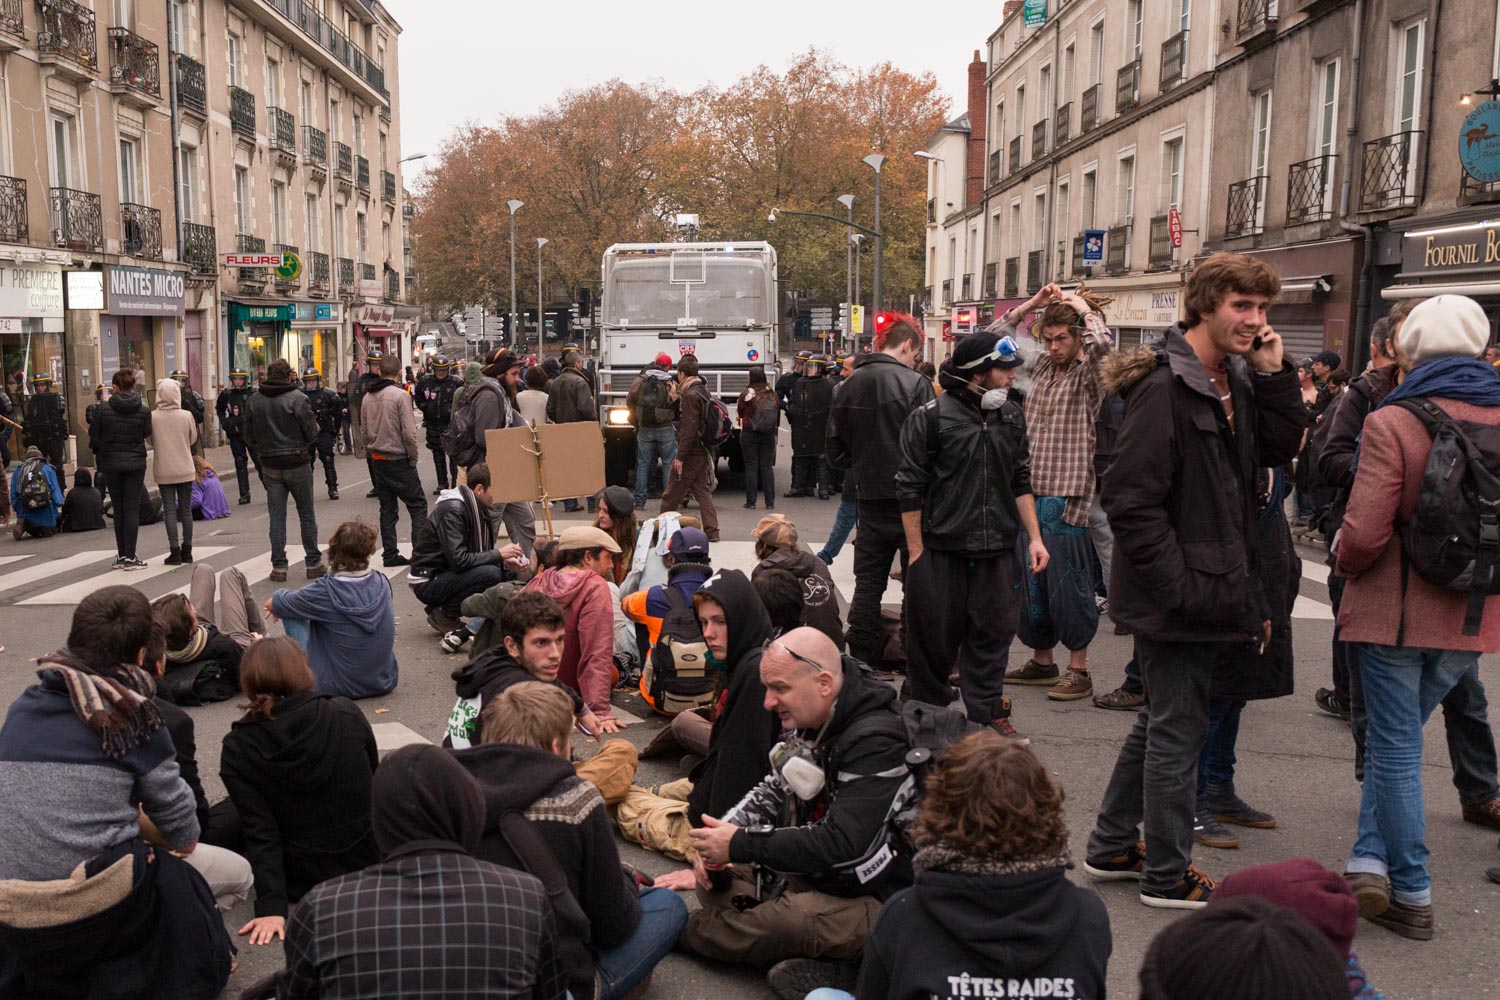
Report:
1,435,1498,999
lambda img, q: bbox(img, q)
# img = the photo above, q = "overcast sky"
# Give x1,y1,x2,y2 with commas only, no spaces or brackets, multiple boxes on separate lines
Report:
393,1,999,177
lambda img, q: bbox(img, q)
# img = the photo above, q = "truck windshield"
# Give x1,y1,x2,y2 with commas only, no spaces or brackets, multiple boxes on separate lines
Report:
603,252,770,328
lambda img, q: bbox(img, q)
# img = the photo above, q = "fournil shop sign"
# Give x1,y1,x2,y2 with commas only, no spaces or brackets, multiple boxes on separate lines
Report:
107,265,186,316
1402,221,1500,277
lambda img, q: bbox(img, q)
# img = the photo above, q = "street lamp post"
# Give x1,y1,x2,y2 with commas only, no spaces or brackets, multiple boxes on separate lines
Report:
536,237,549,346
836,194,854,350
851,234,865,313
506,199,524,345
863,153,887,313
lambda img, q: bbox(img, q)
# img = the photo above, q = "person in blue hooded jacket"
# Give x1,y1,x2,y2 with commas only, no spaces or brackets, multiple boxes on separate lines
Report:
264,518,398,699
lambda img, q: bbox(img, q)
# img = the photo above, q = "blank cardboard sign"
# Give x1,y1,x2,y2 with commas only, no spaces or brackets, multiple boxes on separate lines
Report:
483,422,606,504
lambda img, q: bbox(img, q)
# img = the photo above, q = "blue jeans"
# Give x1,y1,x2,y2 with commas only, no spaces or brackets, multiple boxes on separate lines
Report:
160,481,193,551
634,426,677,506
1196,699,1244,796
263,464,321,569
1346,643,1480,905
594,887,688,1000
817,499,858,564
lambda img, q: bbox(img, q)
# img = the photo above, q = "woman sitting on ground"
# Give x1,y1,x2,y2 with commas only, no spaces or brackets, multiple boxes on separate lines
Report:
191,456,232,521
263,519,398,699
220,636,379,947
59,468,106,533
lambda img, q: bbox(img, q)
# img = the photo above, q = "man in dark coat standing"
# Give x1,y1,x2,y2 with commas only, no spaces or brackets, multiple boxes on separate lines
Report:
1082,253,1305,909
216,368,260,504
546,344,596,511
23,372,67,482
414,356,459,494
787,354,834,498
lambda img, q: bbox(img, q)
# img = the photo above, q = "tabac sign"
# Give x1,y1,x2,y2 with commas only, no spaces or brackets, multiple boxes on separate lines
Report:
1402,221,1500,277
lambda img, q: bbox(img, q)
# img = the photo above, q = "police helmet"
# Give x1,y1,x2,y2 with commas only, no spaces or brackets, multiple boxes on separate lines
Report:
805,354,828,377
170,369,190,384
365,350,384,365
30,372,51,385
229,367,249,385
302,366,322,383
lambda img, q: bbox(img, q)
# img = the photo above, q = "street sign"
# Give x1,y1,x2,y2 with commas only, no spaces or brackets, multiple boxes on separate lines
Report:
850,305,865,334
223,252,285,268
1168,209,1184,249
274,252,302,282
1082,230,1106,266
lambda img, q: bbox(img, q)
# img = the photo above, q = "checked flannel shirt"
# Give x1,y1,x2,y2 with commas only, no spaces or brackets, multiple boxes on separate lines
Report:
1023,311,1114,527
278,849,567,1000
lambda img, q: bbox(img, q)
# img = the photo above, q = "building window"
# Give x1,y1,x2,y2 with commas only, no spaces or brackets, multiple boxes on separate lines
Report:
354,111,363,149
382,220,391,261
379,133,388,169
305,194,318,250
115,0,133,28
169,0,186,52
1081,169,1097,229
1313,61,1339,159
330,99,341,141
1039,64,1052,118
118,138,140,204
1015,84,1026,136
1178,0,1191,36
1117,154,1135,224
1129,0,1143,60
271,181,286,243
50,115,75,189
1063,43,1075,106
300,80,313,125
1010,202,1022,256
334,204,345,255
266,58,280,107
233,166,247,233
1090,20,1105,85
179,147,197,222
226,32,240,87
1395,20,1425,135
1251,90,1273,179
1161,137,1184,209
357,212,367,258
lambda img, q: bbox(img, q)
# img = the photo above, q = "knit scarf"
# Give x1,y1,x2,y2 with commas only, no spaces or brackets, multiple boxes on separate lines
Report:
36,650,164,759
1381,356,1500,410
166,624,210,663
914,841,1072,877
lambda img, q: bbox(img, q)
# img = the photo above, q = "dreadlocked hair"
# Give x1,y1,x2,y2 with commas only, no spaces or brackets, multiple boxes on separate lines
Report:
1040,282,1115,329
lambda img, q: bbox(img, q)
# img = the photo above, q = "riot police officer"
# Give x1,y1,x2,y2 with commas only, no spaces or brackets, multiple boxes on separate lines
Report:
776,350,809,426
83,384,110,497
216,367,261,504
301,366,342,500
414,355,459,493
349,351,384,498
23,372,68,482
788,353,834,498
170,369,206,453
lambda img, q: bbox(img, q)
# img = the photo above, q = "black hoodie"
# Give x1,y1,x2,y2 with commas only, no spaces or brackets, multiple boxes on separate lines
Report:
89,391,153,474
452,741,642,999
219,691,379,916
442,648,584,748
858,865,1111,1000
243,378,318,468
684,569,779,827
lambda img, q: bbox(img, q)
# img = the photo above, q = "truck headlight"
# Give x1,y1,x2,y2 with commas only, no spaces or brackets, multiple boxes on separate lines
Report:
606,407,632,426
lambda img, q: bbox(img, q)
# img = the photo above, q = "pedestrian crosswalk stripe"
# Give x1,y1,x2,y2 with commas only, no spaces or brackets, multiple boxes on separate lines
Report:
0,550,120,597
1302,561,1330,585
0,555,34,569
372,722,431,753
1292,595,1335,620
17,547,234,605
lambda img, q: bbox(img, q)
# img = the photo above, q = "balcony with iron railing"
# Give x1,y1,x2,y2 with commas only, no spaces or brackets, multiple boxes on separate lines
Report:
121,203,161,259
0,176,25,244
1160,32,1187,93
36,0,97,79
337,256,354,293
1148,214,1174,269
107,27,159,105
1360,132,1420,213
259,0,390,100
355,156,370,192
269,107,296,161
230,86,255,139
401,202,415,218
983,261,997,298
385,270,400,302
0,0,21,45
236,233,267,288
1004,256,1019,298
334,142,353,187
1026,251,1043,293
1226,176,1268,238
941,278,953,307
182,222,216,276
1055,103,1072,147
1032,119,1049,162
1461,172,1500,206
360,262,376,282
303,125,327,177
1287,155,1336,224
1008,135,1022,175
308,251,331,295
960,273,973,300
271,243,299,291
1081,83,1100,133
987,151,1001,187
1105,225,1131,274
176,54,205,117
1237,0,1279,42
50,187,101,251
1116,60,1141,114
404,267,415,290
382,170,396,204
378,104,391,126
1071,235,1085,277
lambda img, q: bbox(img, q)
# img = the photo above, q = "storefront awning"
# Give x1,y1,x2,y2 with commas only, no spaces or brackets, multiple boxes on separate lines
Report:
1382,280,1500,300
1276,275,1332,304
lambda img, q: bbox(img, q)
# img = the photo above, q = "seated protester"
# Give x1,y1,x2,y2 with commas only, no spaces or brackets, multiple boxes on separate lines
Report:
683,627,912,996
620,510,693,594
596,486,645,681
142,622,254,912
0,586,232,1000
190,457,232,521
526,525,628,732
853,732,1111,1000
1138,896,1347,1000
273,744,567,1000
222,636,379,947
750,513,844,649
152,563,264,705
265,519,398,699
59,468,106,533
616,569,777,870
622,526,713,671
1215,859,1383,1000
408,461,525,649
455,682,688,1000
753,567,805,637
9,445,62,540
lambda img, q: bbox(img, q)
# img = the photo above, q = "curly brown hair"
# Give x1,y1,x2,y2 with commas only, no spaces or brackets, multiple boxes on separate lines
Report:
910,730,1068,858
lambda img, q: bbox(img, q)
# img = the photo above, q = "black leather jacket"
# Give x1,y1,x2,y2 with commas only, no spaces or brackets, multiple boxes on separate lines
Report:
410,486,506,579
895,378,1032,555
216,386,255,435
415,374,458,428
302,386,342,436
243,381,317,468
827,354,934,502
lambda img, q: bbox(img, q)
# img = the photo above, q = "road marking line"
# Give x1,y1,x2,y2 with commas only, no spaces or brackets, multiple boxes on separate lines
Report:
1302,562,1330,585
373,722,431,752
0,550,120,597
1292,595,1335,620
18,547,234,605
0,555,35,569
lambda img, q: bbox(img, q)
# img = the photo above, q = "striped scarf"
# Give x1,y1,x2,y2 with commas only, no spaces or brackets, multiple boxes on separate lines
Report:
36,650,164,759
167,624,209,663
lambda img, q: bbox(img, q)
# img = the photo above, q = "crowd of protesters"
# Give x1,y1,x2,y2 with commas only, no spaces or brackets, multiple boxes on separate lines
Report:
4,251,1500,999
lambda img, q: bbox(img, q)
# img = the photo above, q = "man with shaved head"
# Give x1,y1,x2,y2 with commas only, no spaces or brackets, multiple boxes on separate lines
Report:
682,626,913,999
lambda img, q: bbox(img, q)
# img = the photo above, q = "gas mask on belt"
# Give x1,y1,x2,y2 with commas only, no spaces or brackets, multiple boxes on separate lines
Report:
769,737,825,801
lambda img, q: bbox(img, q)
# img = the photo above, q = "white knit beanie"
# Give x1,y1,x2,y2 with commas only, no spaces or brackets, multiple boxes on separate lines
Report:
1397,294,1491,364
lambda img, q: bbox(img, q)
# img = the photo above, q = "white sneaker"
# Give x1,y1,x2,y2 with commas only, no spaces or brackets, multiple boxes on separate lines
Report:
121,556,149,571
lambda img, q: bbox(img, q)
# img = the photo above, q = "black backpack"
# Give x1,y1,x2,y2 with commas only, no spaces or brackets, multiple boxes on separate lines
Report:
746,389,778,433
636,375,673,427
700,391,734,450
17,458,52,512
442,382,500,468
1392,398,1500,636
643,584,719,715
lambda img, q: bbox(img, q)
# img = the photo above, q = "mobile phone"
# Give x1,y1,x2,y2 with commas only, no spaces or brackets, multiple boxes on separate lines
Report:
1251,334,1264,351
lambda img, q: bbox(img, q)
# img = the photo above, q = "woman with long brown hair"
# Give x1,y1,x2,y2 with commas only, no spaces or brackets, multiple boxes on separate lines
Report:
220,636,378,948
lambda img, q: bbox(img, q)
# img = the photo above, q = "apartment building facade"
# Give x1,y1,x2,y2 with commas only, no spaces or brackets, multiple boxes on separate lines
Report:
920,109,971,359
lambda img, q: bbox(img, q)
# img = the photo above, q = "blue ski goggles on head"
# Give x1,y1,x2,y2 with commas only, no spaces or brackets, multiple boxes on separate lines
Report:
957,334,1021,370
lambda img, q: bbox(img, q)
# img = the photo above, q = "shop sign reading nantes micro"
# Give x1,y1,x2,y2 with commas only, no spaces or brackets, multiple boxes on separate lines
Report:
107,265,186,316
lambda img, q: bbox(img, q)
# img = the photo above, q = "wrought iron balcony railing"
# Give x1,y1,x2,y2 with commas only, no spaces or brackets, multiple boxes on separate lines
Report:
960,272,973,300
1026,250,1043,294
108,27,159,99
1080,83,1100,133
1461,172,1500,206
1226,176,1268,238
385,270,399,301
337,256,354,293
272,243,300,289
302,125,327,167
182,222,215,275
1008,135,1022,175
359,261,376,281
1116,60,1141,114
987,151,1000,187
983,261,997,298
50,186,102,251
1160,32,1187,92
0,175,26,244
940,278,952,307
356,156,370,191
401,202,415,218
335,142,353,181
1105,225,1131,274
268,107,296,154
309,250,331,294
121,202,161,259
1360,132,1420,212
1237,0,1279,40
230,85,255,138
0,0,20,38
1287,154,1336,224
382,170,396,203
1055,103,1072,147
1003,256,1019,298
36,0,97,72
1032,119,1049,161
176,54,205,116
236,233,266,287
1148,214,1174,269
